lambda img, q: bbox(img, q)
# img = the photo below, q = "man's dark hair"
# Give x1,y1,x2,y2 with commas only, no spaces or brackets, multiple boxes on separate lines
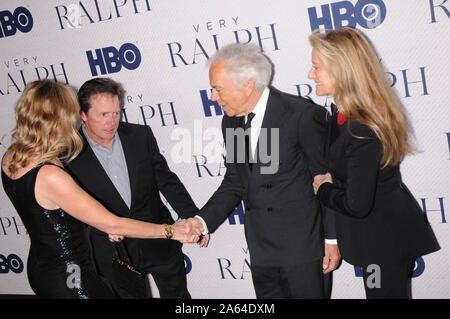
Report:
77,77,125,114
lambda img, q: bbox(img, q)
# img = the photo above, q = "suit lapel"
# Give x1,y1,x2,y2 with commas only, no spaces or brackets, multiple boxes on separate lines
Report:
234,116,252,180
329,107,341,146
253,89,285,174
117,124,139,212
325,104,338,166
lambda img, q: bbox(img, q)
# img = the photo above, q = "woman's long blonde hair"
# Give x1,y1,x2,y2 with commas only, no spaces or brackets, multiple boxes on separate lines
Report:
6,80,83,174
309,27,412,167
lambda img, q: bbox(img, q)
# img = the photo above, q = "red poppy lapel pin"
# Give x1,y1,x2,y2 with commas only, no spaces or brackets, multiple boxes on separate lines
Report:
337,112,346,125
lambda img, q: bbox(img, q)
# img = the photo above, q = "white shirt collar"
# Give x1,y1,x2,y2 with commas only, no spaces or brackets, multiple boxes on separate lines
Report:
248,87,270,120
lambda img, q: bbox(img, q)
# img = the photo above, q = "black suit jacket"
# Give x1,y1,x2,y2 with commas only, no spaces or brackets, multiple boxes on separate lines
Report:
65,122,199,268
317,111,440,266
199,88,335,267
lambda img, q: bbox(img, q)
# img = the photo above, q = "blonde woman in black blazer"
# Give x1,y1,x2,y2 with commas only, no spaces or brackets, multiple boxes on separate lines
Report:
309,27,440,299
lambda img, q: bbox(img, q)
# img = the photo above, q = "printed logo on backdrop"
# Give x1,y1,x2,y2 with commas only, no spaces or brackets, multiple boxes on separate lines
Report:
0,6,33,38
0,253,24,274
0,56,69,96
0,8,65,97
86,42,141,76
228,203,245,226
429,0,450,23
54,0,152,30
192,152,226,179
200,89,223,117
0,215,27,236
184,254,192,274
420,197,447,224
447,133,450,159
308,0,386,31
296,64,431,106
120,93,178,127
167,16,280,68
217,247,251,280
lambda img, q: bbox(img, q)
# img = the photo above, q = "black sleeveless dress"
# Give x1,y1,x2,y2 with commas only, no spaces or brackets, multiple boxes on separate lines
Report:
1,162,115,298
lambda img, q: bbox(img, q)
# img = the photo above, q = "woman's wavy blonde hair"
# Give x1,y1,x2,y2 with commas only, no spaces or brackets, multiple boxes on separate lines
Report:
309,27,412,167
6,79,83,174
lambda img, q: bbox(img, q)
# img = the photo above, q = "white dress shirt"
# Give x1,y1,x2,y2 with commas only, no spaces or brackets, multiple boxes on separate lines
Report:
246,87,270,157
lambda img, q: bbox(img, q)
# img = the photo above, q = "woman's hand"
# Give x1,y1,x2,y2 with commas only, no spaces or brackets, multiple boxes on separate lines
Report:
313,172,333,195
171,219,202,243
108,234,124,242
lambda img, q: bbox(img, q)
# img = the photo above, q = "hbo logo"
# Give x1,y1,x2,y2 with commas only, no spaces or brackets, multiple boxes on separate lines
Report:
86,43,142,76
308,0,386,31
184,254,192,275
0,6,33,38
0,254,24,274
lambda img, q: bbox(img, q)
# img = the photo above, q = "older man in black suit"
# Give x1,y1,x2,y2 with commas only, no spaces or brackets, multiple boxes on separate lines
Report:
190,43,340,298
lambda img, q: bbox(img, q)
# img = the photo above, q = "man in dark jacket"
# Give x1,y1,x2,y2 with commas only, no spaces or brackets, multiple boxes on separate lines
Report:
66,77,198,298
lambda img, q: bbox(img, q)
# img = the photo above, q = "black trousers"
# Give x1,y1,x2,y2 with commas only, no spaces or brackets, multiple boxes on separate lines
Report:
251,259,331,299
361,259,414,299
142,248,191,299
93,242,190,299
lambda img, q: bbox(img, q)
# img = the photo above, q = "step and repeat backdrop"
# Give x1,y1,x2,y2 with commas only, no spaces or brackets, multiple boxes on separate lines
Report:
0,0,448,298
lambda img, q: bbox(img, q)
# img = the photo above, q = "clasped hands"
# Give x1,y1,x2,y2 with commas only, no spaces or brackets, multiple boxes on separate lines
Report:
108,217,209,247
313,172,341,273
171,218,210,247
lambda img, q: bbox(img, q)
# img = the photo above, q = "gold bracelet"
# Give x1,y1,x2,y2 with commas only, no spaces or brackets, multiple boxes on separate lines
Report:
163,224,173,239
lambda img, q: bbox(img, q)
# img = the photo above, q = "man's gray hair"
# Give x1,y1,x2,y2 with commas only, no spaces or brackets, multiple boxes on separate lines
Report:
208,43,273,90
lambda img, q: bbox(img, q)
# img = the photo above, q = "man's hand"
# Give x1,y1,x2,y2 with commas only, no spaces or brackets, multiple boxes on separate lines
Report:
186,217,210,247
322,243,341,274
197,234,210,248
313,172,333,195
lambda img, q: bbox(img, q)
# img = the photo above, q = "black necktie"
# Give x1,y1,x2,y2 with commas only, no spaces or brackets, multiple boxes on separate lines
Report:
244,112,255,170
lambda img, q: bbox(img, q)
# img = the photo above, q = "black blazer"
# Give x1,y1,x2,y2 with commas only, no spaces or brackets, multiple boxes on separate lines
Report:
317,111,440,266
65,122,199,268
198,88,335,267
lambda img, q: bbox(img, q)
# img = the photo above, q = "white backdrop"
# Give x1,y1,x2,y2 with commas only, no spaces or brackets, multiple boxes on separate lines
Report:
0,0,448,298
